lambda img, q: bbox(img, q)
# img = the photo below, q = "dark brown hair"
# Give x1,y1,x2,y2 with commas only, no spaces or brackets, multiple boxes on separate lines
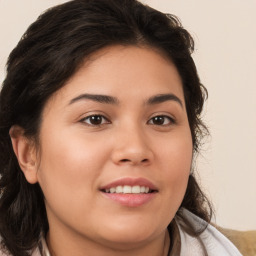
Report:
0,0,212,255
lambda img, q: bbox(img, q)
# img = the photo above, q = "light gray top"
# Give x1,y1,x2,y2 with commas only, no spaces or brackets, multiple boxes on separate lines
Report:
177,209,242,256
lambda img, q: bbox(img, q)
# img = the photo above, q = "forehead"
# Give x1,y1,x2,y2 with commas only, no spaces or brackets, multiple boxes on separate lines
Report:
45,45,184,109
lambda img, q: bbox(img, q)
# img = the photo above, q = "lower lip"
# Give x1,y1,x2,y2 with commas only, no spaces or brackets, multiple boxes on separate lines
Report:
101,192,156,207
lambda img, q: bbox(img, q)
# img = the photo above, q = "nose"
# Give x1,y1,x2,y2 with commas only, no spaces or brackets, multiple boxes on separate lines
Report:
111,125,154,166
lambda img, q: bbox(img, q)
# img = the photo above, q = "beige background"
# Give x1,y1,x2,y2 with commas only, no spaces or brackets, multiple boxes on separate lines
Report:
0,0,255,231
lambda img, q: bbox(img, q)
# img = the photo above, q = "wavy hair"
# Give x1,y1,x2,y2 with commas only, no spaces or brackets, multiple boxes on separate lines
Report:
0,0,212,255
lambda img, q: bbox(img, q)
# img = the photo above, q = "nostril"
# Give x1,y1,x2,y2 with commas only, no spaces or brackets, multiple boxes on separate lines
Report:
119,158,148,163
121,159,130,162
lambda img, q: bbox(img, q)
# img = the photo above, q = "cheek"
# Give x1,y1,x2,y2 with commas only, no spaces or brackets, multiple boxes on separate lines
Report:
158,128,192,170
35,134,113,235
39,129,108,174
157,131,193,199
36,132,109,208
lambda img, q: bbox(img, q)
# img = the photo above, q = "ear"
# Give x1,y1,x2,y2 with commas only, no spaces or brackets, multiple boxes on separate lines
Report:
9,126,39,184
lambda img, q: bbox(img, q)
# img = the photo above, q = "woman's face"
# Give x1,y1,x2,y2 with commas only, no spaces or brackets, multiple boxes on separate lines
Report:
35,45,192,251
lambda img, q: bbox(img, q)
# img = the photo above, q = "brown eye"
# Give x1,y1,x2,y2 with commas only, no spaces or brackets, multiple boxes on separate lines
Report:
148,115,175,126
82,115,109,126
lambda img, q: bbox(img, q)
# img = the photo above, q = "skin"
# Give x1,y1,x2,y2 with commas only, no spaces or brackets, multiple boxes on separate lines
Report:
11,45,193,256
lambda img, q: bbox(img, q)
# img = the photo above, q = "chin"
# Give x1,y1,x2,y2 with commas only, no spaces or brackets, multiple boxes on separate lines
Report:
98,221,161,246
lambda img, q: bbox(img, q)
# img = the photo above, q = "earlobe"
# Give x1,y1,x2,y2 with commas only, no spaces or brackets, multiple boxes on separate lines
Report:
9,126,39,184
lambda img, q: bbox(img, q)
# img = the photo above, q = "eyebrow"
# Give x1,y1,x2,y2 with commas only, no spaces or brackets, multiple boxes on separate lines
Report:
146,94,183,108
69,93,119,105
69,93,183,108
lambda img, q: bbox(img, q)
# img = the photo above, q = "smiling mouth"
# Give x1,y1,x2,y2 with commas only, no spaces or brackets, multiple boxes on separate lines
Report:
100,179,158,207
101,185,158,194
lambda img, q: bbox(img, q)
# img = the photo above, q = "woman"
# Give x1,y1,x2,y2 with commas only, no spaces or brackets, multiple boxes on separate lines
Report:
0,0,242,255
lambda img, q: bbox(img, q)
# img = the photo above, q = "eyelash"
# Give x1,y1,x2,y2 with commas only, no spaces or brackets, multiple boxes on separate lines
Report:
80,114,175,127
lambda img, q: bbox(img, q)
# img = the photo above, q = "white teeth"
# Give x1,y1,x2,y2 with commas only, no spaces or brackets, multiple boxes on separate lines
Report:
123,185,131,194
140,186,146,193
131,185,140,194
116,185,122,193
110,187,116,193
104,185,152,194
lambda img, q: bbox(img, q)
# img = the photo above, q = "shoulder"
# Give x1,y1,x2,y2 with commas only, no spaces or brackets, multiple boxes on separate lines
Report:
176,208,243,256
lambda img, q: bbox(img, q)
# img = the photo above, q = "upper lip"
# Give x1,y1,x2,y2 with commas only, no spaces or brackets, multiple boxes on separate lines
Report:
99,177,158,191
